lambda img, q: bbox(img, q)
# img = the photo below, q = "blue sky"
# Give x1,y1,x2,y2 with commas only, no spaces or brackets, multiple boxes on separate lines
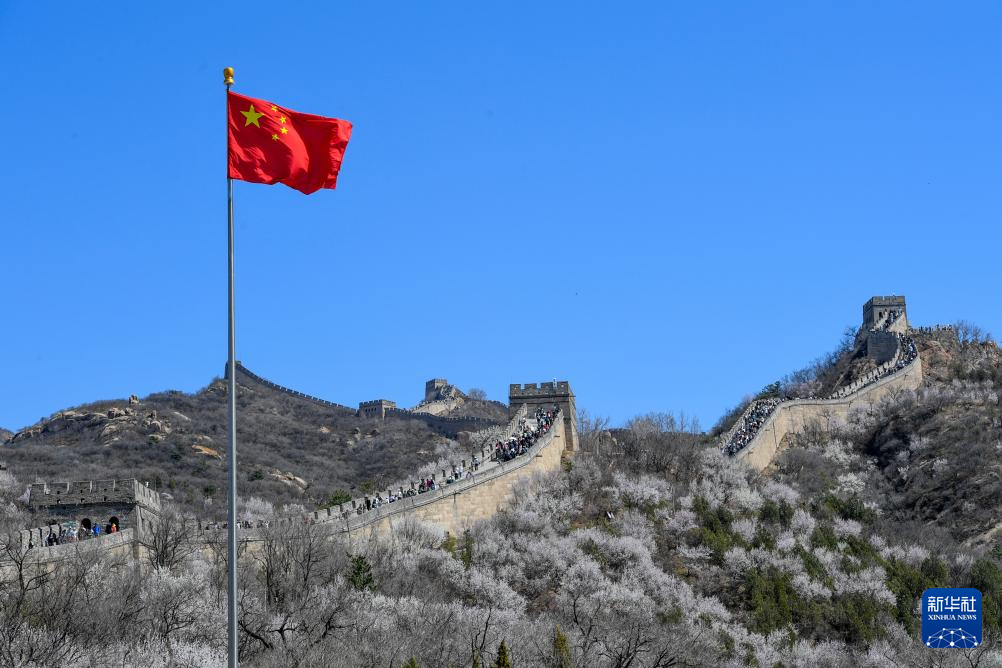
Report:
1,3,1000,432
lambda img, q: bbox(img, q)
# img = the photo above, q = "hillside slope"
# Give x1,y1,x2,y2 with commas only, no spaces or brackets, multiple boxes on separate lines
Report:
762,326,1002,548
5,405,1002,666
2,371,505,516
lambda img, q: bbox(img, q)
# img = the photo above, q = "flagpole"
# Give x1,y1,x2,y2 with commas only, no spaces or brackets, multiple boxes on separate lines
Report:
223,65,239,668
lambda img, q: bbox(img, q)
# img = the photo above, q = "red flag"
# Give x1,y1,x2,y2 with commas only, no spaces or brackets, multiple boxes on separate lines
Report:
227,91,352,195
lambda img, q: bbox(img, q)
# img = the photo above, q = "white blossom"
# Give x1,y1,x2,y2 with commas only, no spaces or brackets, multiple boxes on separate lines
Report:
732,517,757,542
833,518,862,538
791,509,816,540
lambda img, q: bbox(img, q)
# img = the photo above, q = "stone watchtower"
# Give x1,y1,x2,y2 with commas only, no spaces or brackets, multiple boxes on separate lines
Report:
27,479,161,538
863,296,910,363
425,379,449,402
863,296,908,331
358,399,397,419
509,381,578,452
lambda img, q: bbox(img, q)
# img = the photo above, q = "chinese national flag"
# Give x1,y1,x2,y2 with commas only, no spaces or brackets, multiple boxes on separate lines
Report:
227,91,352,195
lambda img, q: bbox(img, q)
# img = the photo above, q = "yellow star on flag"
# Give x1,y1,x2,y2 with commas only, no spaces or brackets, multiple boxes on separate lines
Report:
272,134,279,141
270,105,278,112
280,126,289,135
279,115,287,124
241,105,264,128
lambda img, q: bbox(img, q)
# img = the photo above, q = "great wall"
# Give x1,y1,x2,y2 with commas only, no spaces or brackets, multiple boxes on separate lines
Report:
232,362,501,433
719,295,923,470
11,380,578,564
8,295,930,565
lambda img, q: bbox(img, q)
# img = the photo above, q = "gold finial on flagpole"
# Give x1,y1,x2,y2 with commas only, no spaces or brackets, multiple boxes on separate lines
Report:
223,67,235,86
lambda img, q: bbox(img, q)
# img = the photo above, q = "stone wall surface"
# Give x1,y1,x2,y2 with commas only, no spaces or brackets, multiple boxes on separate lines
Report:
7,528,138,567
867,331,899,363
735,356,923,471
355,417,565,537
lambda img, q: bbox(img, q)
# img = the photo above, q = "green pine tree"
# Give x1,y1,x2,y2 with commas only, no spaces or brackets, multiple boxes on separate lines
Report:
552,626,571,668
460,530,475,569
492,640,512,668
347,553,374,591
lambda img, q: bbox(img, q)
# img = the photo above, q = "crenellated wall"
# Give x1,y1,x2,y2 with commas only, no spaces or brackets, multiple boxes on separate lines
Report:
733,355,923,470
9,528,139,565
7,384,572,564
337,416,566,536
230,363,358,415
233,362,502,433
29,479,160,513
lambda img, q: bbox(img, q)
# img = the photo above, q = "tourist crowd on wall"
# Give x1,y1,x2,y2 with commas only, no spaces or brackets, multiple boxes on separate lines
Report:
829,335,918,399
30,518,120,549
721,398,783,456
352,406,559,516
194,407,561,530
493,406,557,462
722,333,919,458
880,309,903,330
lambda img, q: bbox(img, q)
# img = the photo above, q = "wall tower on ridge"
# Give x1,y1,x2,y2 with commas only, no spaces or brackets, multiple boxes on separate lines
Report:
425,379,449,402
863,296,908,331
509,381,577,452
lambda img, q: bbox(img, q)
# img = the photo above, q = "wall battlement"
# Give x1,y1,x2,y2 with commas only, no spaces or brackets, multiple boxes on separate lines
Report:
509,382,573,397
232,362,502,432
230,363,358,415
29,478,161,513
509,380,577,451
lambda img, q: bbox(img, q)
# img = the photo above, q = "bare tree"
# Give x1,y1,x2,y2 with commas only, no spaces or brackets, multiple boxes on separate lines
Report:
139,505,195,571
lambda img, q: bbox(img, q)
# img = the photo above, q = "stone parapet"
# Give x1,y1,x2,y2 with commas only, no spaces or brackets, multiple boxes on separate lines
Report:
29,479,160,513
231,363,358,415
9,528,137,565
734,355,923,470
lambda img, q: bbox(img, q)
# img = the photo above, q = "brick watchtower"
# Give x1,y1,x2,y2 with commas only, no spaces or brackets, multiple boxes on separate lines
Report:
358,399,397,419
424,379,449,402
509,381,578,452
863,296,908,331
28,479,161,538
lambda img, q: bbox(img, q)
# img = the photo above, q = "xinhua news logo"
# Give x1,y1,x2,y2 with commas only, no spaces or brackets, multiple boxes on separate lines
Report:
922,588,982,648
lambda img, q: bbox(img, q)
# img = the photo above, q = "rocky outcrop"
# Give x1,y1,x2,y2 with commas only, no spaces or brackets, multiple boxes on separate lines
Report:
8,406,171,446
269,469,309,492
